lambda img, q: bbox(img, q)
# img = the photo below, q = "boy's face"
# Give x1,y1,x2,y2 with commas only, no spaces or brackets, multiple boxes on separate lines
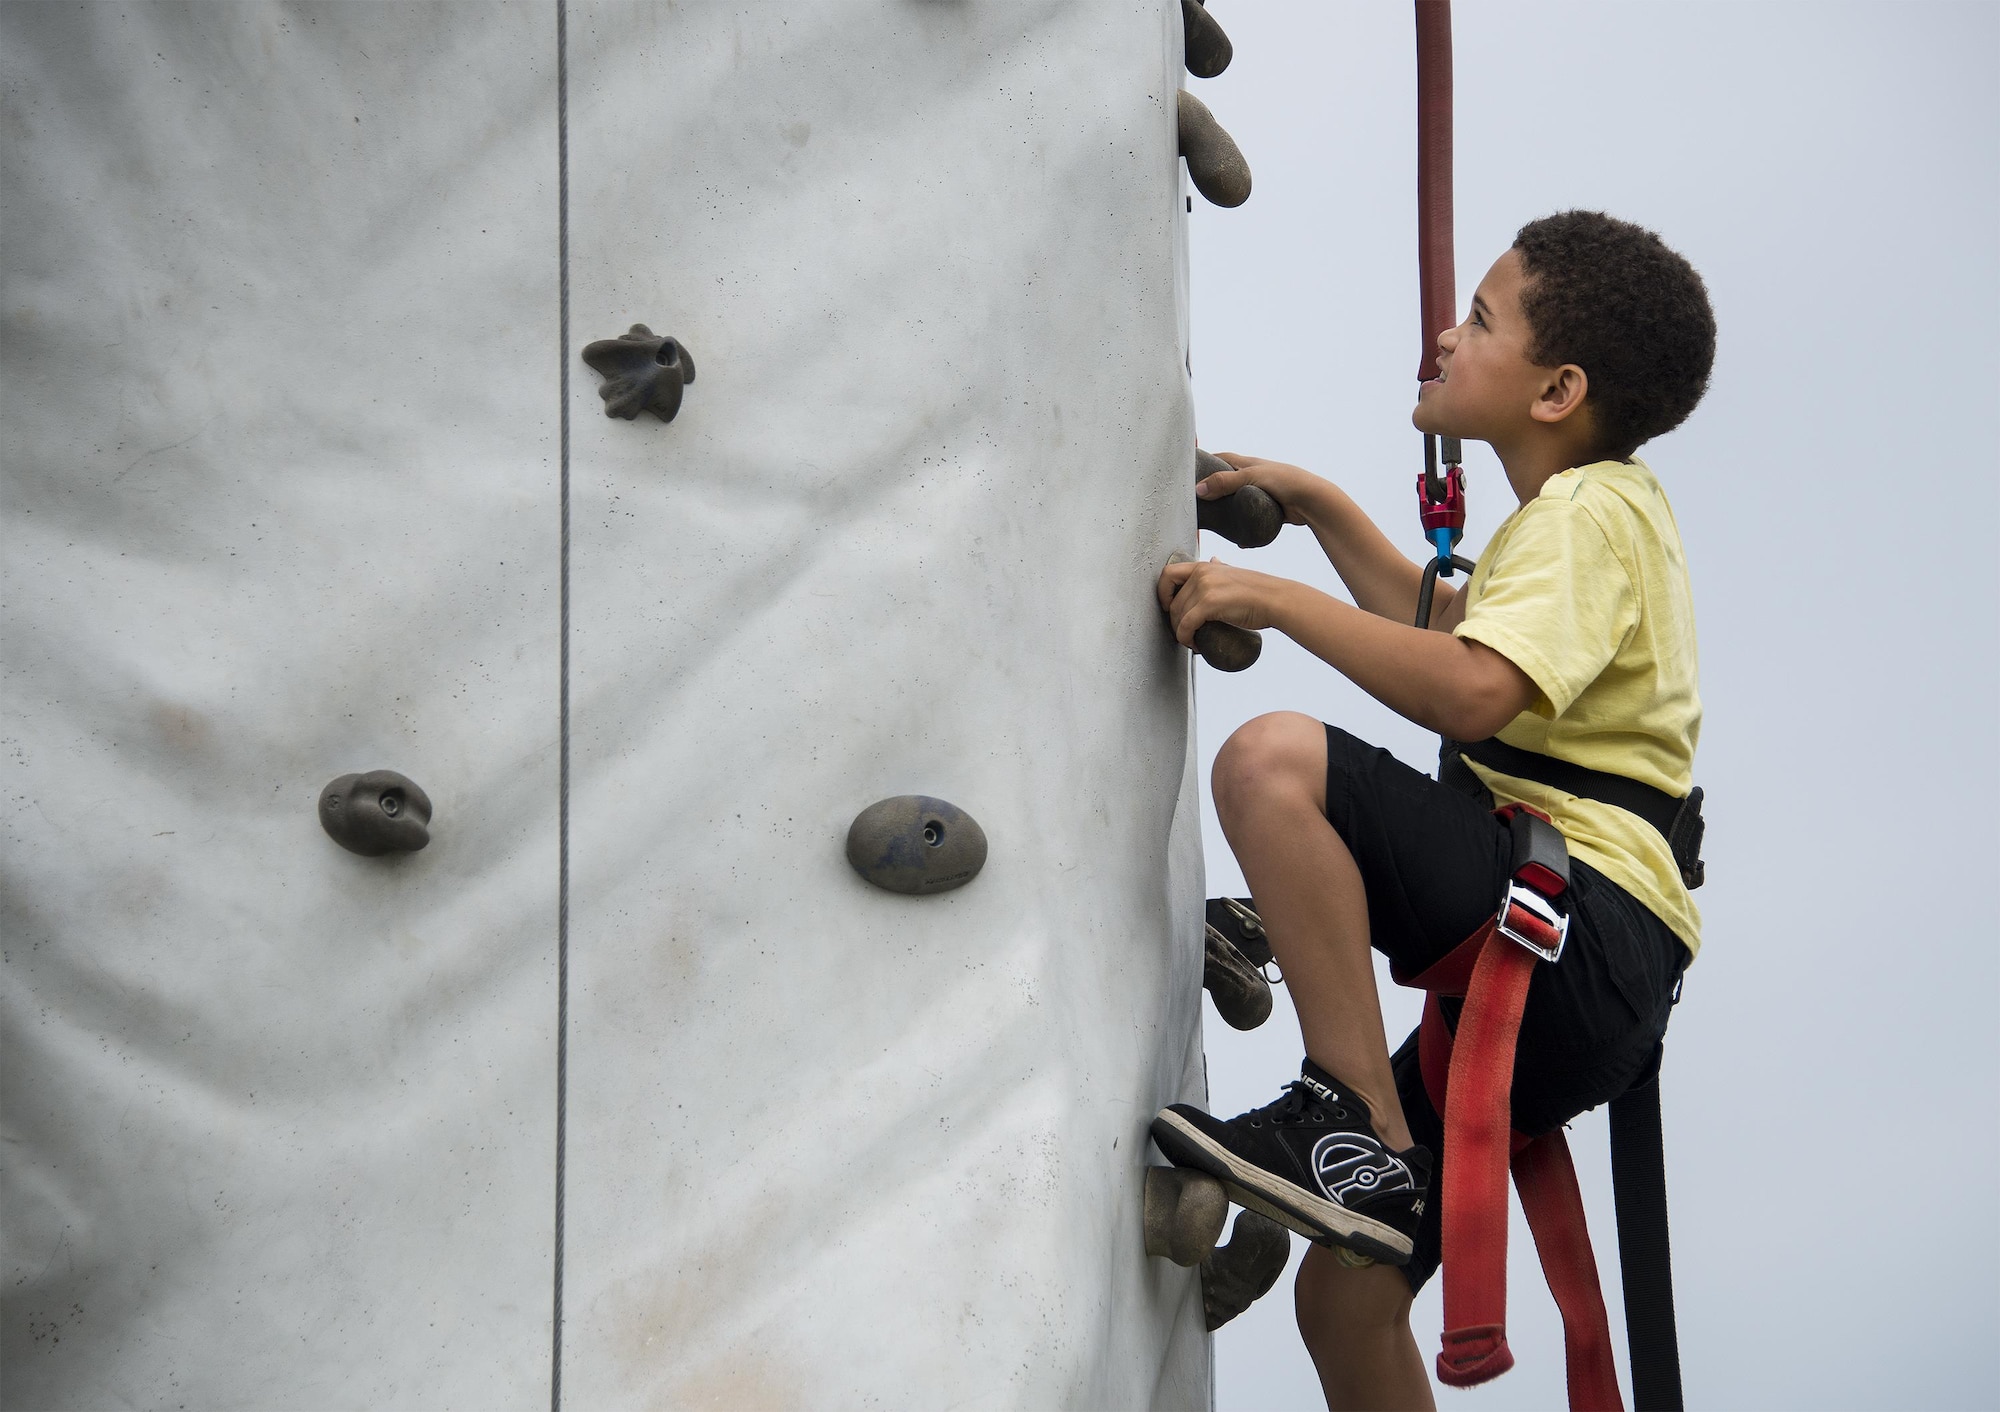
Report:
1412,248,1559,443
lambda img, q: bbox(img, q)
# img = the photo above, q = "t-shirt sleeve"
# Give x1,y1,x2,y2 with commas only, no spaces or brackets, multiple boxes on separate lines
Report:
1454,498,1637,719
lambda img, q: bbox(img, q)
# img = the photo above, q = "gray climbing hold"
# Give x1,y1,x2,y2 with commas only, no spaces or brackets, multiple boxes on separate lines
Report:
1203,923,1273,1030
1207,895,1272,969
1201,1210,1291,1331
846,795,988,895
1196,448,1284,549
1181,0,1233,79
1144,1166,1229,1267
581,323,696,421
1177,90,1251,208
319,770,432,856
1165,552,1263,673
1194,621,1261,672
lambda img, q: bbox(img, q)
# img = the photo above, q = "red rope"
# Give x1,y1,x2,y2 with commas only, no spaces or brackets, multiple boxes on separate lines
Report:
1415,0,1455,383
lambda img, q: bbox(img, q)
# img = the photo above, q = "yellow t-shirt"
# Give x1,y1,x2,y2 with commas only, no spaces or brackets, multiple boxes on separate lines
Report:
1453,458,1702,957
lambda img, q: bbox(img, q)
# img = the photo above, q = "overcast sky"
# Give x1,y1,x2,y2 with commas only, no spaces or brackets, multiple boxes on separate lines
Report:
1180,4,1998,1407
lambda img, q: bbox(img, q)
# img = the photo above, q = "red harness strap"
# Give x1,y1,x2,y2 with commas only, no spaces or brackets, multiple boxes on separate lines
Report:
1395,809,1625,1410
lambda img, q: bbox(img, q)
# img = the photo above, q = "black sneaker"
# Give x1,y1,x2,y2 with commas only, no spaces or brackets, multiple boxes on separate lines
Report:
1150,1060,1431,1265
1203,923,1272,1030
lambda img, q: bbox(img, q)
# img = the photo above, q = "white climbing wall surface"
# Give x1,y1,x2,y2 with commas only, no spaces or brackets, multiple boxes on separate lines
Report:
1,6,564,1407
2,2,1209,1407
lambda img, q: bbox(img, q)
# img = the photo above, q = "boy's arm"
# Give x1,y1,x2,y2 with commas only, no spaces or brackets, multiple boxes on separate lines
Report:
1198,453,1459,626
1431,576,1471,634
1159,558,1531,741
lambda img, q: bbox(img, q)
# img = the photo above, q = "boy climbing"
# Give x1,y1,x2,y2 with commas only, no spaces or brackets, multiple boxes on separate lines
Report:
1151,210,1715,1410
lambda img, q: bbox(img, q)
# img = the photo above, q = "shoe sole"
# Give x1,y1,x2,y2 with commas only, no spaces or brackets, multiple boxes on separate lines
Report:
1151,1109,1414,1265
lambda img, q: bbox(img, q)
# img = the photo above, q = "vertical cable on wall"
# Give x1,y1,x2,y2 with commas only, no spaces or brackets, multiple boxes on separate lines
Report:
551,0,571,1407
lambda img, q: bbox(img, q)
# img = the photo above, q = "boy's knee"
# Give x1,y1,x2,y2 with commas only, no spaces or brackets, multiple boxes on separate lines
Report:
1212,711,1325,821
1295,1248,1415,1349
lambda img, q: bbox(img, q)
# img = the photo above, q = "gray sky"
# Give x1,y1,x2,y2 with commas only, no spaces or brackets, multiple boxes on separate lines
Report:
1182,4,1998,1407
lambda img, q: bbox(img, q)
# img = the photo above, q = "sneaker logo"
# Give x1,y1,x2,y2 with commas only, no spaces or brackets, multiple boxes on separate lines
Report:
1300,1075,1339,1105
1311,1134,1415,1203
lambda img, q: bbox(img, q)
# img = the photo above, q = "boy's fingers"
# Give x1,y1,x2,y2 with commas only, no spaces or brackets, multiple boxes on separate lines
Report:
1195,467,1250,498
1164,557,1230,645
1169,583,1202,645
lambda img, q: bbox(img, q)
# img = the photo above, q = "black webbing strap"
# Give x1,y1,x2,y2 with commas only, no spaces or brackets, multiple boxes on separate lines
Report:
1609,1073,1685,1411
1450,735,1679,836
1444,736,1705,889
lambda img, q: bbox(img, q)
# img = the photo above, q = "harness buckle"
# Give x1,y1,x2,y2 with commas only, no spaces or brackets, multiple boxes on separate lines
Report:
1496,879,1568,963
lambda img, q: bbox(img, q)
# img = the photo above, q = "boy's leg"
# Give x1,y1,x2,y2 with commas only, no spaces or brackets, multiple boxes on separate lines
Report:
1209,711,1412,1150
1151,715,1499,1258
1295,1248,1436,1412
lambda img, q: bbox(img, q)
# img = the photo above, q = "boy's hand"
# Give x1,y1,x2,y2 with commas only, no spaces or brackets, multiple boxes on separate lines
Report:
1158,555,1291,646
1195,453,1315,525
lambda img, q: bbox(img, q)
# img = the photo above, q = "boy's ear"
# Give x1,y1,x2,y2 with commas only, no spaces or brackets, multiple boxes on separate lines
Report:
1529,363,1589,426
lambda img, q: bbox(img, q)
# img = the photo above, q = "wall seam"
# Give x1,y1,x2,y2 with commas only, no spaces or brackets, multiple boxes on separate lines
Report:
551,0,572,1408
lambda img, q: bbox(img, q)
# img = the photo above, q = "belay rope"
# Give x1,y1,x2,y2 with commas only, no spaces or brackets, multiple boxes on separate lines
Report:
1413,0,1473,632
1406,4,1686,1407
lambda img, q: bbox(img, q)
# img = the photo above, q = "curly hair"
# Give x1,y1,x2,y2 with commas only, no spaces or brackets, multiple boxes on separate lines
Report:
1512,211,1716,461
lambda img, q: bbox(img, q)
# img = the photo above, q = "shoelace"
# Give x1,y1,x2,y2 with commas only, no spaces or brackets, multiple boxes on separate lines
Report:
1249,1080,1349,1127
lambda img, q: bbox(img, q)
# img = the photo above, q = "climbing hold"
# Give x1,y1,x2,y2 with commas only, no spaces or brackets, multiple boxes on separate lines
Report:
1201,1210,1291,1331
318,770,432,856
845,795,987,895
1196,448,1284,549
1206,895,1272,969
581,323,697,421
1144,1166,1229,1267
1203,923,1272,1030
1181,0,1233,78
1194,620,1260,673
1177,90,1251,208
1165,552,1263,673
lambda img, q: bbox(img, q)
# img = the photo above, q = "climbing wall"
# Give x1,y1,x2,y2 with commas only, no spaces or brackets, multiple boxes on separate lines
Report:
2,2,1208,1408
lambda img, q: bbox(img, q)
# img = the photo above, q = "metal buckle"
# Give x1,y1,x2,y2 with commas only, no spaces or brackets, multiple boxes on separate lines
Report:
1496,880,1569,963
1219,896,1264,940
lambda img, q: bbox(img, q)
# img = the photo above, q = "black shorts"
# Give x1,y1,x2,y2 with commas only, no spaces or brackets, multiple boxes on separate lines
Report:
1318,726,1689,1294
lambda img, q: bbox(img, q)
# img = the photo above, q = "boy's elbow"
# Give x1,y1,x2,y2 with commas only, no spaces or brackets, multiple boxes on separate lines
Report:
1431,700,1509,743
1439,700,1517,743
1435,648,1538,741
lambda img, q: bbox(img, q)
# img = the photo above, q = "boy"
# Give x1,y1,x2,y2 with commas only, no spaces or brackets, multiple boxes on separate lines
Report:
1151,210,1714,1409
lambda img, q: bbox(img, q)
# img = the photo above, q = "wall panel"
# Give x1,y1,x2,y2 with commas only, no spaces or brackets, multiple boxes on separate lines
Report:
0,6,561,1406
561,3,1210,1406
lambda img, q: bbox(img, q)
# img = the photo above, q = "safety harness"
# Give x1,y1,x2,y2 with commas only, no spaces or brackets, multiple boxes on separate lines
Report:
1407,5,1693,1407
1389,801,1686,1409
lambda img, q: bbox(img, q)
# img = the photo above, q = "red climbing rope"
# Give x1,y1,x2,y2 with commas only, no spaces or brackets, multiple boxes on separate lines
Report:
1414,0,1455,383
